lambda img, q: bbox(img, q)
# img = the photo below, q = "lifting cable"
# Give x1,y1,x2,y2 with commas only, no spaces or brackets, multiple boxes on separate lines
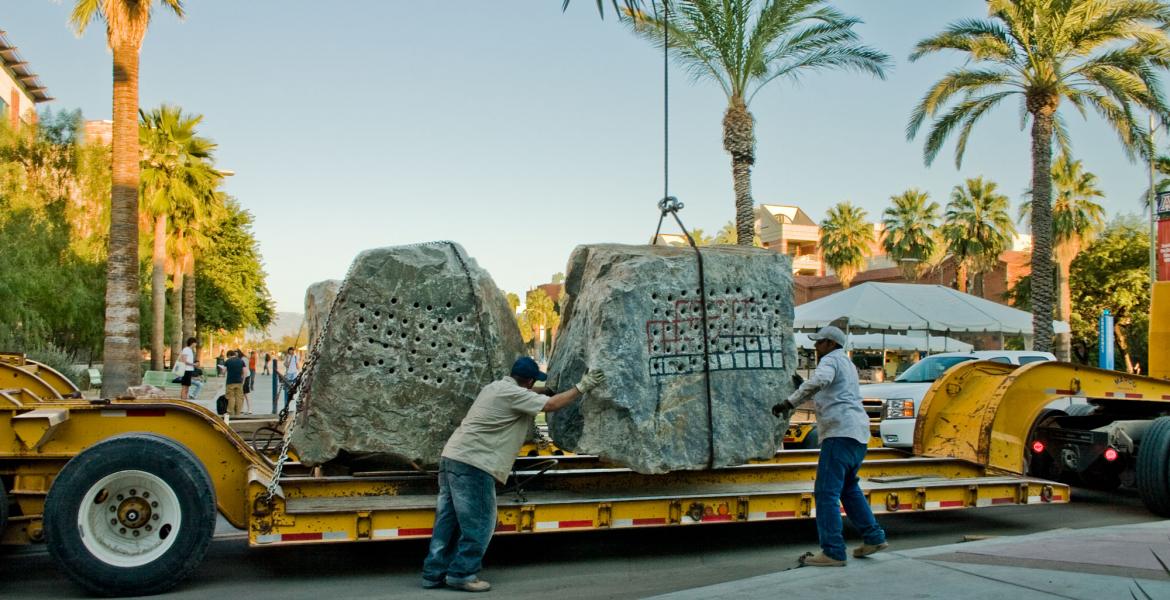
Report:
648,2,717,470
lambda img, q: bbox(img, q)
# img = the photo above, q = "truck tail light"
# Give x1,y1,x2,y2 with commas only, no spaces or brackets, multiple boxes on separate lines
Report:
1104,447,1118,462
1031,440,1045,454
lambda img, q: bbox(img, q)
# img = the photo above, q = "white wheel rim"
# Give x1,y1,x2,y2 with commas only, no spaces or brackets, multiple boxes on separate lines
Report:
77,470,182,567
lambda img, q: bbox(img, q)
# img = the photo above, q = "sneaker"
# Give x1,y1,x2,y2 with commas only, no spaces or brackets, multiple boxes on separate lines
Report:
421,578,445,589
446,577,491,592
853,542,889,558
799,552,846,567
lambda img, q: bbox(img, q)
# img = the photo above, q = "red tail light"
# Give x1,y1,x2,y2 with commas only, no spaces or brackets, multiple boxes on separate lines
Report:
1031,440,1045,454
1104,448,1119,462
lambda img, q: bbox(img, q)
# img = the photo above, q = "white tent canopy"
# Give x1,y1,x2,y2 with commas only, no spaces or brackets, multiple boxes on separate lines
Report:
796,332,973,353
794,282,1070,335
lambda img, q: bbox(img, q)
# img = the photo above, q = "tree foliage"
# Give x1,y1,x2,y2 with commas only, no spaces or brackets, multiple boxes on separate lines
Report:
942,176,1015,293
819,202,873,288
0,111,108,359
881,189,940,280
195,198,275,333
1068,216,1149,371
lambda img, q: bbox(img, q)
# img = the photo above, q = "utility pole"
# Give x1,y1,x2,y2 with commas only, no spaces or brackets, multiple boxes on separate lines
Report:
1150,113,1160,284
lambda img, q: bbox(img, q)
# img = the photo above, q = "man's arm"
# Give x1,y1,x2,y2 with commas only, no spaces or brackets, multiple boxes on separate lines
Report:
542,370,605,413
787,358,838,409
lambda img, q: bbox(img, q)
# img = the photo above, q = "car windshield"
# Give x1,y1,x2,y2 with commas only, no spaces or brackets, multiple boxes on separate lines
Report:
894,356,976,383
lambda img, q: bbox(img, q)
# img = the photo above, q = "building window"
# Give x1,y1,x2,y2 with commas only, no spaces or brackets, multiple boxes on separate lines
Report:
0,96,8,120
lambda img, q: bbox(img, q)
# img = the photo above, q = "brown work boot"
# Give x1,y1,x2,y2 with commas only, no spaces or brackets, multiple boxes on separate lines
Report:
853,542,889,558
799,552,846,567
446,577,491,592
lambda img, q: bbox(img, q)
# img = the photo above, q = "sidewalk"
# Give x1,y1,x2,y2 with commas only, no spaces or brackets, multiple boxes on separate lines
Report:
650,521,1170,600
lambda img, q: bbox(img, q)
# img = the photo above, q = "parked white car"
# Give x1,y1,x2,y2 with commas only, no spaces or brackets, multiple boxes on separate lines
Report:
864,350,1056,449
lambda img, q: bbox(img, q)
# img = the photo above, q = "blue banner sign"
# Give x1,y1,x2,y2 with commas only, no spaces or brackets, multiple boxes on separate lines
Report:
1098,309,1114,370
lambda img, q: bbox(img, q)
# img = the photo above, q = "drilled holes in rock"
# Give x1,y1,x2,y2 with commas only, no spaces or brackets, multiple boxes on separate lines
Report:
390,298,398,304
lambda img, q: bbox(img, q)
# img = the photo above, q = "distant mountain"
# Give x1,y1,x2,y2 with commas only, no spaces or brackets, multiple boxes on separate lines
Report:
247,312,305,344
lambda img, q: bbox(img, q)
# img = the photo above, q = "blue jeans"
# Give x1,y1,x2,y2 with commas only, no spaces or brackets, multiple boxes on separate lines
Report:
421,458,498,584
815,437,886,560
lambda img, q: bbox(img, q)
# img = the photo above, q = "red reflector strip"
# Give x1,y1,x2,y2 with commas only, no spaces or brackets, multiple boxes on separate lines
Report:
1053,495,1065,501
280,532,323,542
1105,392,1143,399
990,497,1015,505
1163,395,1170,400
398,527,434,536
767,511,796,518
494,524,517,533
939,500,964,508
558,520,593,529
633,517,666,526
701,514,734,523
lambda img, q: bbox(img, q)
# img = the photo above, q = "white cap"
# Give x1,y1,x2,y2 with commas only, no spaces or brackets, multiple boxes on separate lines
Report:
808,325,847,348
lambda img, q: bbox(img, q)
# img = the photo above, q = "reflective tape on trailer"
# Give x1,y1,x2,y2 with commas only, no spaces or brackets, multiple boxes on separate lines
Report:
371,527,434,539
746,511,797,521
612,517,668,528
1104,392,1144,399
1043,388,1078,396
975,497,1016,507
923,500,965,509
255,530,349,544
535,519,594,530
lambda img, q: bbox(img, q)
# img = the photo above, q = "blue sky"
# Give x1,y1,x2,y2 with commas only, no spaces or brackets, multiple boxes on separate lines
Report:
5,1,1157,313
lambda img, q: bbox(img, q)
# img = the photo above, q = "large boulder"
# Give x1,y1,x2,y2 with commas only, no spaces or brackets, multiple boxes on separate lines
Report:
546,244,796,473
291,242,525,467
304,279,342,350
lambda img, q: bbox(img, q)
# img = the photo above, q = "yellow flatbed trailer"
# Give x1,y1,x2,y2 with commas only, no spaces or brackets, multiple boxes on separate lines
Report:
1,353,1073,597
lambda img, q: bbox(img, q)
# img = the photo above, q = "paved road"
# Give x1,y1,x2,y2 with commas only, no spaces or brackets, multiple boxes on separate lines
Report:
1,486,1161,599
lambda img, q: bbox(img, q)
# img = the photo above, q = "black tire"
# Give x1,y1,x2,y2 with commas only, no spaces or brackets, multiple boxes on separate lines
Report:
1137,417,1170,516
44,433,216,596
1026,409,1066,479
1065,403,1096,417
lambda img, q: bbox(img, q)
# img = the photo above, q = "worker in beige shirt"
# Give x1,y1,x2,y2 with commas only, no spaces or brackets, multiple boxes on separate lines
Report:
421,356,604,592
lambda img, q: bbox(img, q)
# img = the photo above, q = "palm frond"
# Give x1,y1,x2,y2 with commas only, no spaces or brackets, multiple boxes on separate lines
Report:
907,68,1015,140
952,91,1016,168
909,18,1018,62
69,0,101,35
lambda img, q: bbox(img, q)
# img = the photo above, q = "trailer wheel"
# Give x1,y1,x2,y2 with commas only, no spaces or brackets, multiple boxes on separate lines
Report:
1026,409,1066,479
1137,417,1170,516
44,433,216,596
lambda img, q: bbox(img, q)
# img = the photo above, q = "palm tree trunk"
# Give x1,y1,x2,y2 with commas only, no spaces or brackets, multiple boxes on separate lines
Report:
182,252,196,347
723,101,756,246
1054,249,1074,362
956,262,969,293
100,42,142,398
150,214,166,370
1028,106,1057,353
171,268,183,367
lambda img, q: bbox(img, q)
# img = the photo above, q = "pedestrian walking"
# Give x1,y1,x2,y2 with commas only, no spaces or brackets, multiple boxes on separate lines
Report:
177,337,198,401
773,326,888,567
262,351,271,375
223,350,247,418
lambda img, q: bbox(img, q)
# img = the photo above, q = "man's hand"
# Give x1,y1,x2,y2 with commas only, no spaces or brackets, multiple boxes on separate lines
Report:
771,399,795,420
575,370,606,394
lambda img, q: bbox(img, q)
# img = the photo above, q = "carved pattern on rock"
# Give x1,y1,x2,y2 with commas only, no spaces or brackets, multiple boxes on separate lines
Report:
291,242,524,467
546,244,796,473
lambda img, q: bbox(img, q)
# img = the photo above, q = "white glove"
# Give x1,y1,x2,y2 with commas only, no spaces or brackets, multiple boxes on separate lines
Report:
575,370,606,394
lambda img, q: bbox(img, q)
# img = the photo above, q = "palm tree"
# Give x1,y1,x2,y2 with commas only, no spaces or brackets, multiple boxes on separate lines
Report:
71,0,184,396
907,0,1170,353
625,0,889,246
819,201,873,288
139,104,219,370
1021,154,1105,361
942,177,1015,295
881,189,940,280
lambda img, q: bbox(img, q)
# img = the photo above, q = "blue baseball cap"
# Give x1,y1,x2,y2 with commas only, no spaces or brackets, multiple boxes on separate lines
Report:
510,356,547,381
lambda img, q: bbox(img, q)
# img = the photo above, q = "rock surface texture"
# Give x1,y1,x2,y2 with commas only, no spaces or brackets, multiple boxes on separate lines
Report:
304,279,342,350
292,242,525,467
547,244,796,473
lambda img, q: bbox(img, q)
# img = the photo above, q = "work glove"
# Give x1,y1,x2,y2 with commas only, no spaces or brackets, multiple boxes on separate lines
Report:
575,370,606,394
772,398,795,420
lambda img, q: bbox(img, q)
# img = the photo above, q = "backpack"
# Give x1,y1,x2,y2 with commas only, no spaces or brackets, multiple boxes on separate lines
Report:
216,395,228,415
